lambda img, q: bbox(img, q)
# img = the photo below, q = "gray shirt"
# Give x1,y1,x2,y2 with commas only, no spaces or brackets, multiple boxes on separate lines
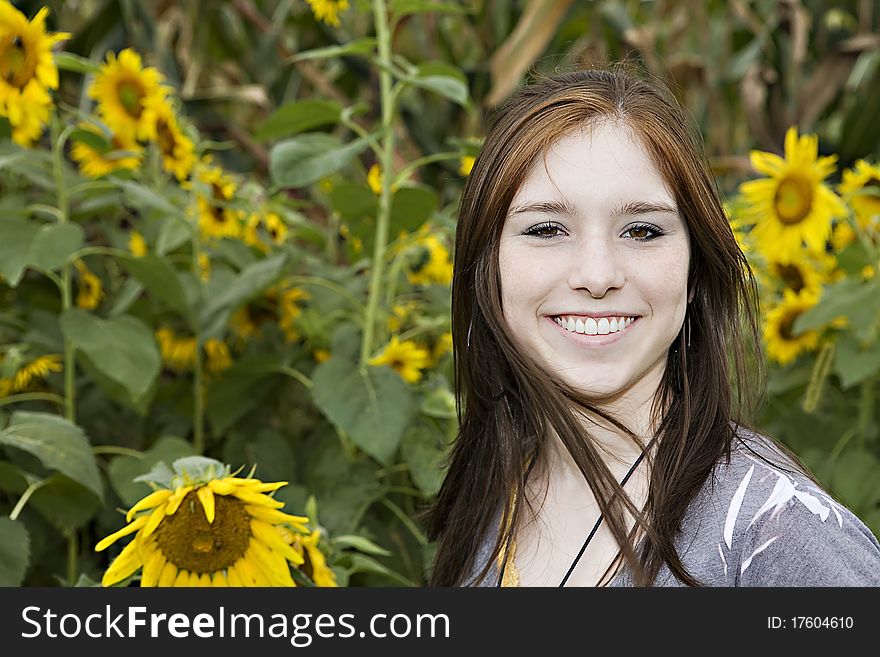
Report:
466,426,880,586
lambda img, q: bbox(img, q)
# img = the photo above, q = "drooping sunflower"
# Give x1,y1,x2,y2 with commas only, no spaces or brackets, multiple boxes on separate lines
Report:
277,286,310,343
96,457,321,587
739,126,847,263
243,212,289,252
204,338,232,374
73,259,104,309
0,352,62,398
762,288,822,366
89,48,168,142
155,327,197,372
405,233,453,286
291,528,337,587
0,3,69,146
368,336,431,384
305,0,349,27
154,100,196,181
70,122,143,178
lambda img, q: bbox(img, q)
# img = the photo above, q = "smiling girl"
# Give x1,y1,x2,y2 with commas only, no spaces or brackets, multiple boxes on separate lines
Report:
425,64,880,587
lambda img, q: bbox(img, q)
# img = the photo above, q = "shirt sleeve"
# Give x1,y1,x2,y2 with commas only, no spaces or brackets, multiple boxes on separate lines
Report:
734,485,880,587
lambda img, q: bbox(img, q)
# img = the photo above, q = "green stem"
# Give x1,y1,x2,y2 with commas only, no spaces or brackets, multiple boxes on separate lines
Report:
0,392,65,408
67,533,77,586
274,365,313,390
391,151,461,186
50,113,76,426
381,497,427,545
190,193,205,456
9,480,47,521
360,0,396,367
856,377,874,449
92,445,145,459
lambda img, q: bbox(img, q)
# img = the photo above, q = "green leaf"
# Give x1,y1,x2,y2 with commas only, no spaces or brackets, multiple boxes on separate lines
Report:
401,424,447,496
60,309,161,406
829,448,880,510
107,436,195,507
255,99,342,141
288,38,376,62
390,0,470,16
794,279,880,334
0,516,29,586
115,254,192,319
54,52,101,75
332,534,392,556
115,180,183,219
156,213,192,254
221,428,296,485
833,333,880,389
312,357,417,464
391,185,438,234
409,62,469,106
270,134,370,189
420,385,456,419
200,253,287,335
29,474,102,534
0,411,102,499
328,182,377,221
0,218,40,286
29,222,85,271
0,461,28,494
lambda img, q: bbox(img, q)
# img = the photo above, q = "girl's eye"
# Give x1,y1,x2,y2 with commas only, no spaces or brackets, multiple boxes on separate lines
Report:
624,223,663,241
523,222,563,239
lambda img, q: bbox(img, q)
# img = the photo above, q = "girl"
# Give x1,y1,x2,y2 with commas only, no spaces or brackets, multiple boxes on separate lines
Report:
425,64,880,587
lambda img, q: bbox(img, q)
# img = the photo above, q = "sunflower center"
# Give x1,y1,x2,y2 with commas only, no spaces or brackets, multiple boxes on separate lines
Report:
779,309,803,341
154,490,251,574
117,80,144,118
1,35,37,88
774,175,813,225
775,263,805,293
156,118,176,155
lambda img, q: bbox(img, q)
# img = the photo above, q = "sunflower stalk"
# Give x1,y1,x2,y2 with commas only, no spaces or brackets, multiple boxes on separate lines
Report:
801,341,834,413
359,0,396,368
190,189,206,455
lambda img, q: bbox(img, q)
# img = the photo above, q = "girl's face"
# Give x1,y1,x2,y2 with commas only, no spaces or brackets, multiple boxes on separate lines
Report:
498,120,691,405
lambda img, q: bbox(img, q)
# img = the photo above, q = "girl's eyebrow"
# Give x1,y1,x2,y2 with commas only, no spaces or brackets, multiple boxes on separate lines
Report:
508,199,678,217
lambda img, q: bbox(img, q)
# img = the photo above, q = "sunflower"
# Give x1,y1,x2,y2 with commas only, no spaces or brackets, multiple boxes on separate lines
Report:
291,528,337,587
155,327,197,372
204,338,232,374
128,230,148,257
0,3,69,146
154,101,196,181
405,234,453,286
73,259,104,309
243,212,289,252
739,126,847,263
89,48,168,142
0,352,62,397
459,155,475,176
305,0,349,27
194,162,244,242
763,288,822,366
838,159,880,229
432,331,453,365
368,336,431,384
95,457,320,587
70,123,143,178
387,301,419,333
761,256,825,298
313,348,330,363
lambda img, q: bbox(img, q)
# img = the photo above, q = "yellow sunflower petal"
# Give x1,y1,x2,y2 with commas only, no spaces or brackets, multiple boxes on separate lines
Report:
231,489,285,509
165,485,193,515
173,569,190,587
197,486,215,524
251,520,305,566
212,571,229,587
244,505,310,529
158,562,178,587
226,564,245,587
208,479,238,495
141,504,167,540
102,537,145,587
235,554,265,586
198,572,212,587
95,515,148,552
249,540,294,586
140,547,165,587
126,489,172,522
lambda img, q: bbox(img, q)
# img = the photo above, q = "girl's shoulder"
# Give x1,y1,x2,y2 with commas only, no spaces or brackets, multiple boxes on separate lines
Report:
689,422,880,586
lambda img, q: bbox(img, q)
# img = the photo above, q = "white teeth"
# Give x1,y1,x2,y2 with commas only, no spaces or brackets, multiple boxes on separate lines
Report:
554,315,635,336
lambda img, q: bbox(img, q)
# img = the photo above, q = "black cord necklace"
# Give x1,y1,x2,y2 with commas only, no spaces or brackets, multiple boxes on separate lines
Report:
497,449,646,587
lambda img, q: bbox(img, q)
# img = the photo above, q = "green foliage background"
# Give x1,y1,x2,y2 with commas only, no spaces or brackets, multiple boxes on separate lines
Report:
0,0,878,586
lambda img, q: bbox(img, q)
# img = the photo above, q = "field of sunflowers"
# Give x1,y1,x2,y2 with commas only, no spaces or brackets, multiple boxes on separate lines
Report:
0,0,878,587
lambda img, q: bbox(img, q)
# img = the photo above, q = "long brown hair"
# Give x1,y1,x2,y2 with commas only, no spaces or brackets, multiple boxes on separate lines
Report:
424,62,810,587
